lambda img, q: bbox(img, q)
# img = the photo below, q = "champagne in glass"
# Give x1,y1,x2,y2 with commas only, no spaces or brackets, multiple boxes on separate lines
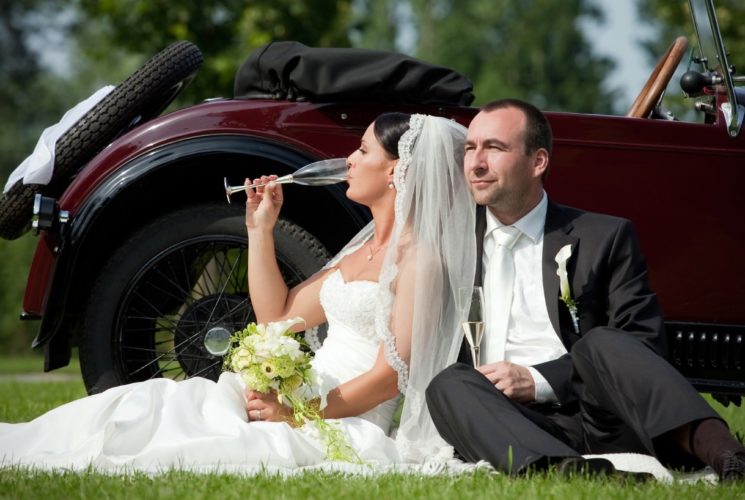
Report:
223,158,348,203
458,286,485,366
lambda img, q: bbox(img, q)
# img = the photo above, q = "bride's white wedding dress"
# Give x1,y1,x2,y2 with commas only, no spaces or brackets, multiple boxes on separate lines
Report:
0,269,404,472
0,270,678,480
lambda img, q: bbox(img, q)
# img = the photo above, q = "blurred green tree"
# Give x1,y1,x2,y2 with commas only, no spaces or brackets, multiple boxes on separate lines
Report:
350,0,618,112
0,235,38,353
0,1,81,352
639,0,744,63
349,0,400,50
406,0,619,112
74,0,354,102
0,1,75,182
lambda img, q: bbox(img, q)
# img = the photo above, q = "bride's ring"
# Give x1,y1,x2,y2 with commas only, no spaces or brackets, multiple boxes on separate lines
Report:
257,409,262,421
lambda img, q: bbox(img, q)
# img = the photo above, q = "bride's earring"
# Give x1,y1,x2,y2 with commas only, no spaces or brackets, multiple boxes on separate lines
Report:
387,166,396,190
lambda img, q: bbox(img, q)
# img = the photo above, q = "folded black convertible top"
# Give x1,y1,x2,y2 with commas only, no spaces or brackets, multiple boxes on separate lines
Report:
234,41,474,106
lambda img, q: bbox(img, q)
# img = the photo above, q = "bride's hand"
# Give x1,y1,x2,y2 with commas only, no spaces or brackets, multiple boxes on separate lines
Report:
245,388,292,423
245,175,283,232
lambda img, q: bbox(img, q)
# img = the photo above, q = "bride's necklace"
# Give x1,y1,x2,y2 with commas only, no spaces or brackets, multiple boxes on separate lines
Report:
366,240,387,261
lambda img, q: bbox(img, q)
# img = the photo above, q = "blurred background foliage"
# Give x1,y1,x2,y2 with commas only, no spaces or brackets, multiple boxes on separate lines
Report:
0,0,741,355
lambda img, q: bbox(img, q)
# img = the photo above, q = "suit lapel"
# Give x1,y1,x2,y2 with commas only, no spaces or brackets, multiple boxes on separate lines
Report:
542,201,578,344
459,204,486,365
474,205,486,286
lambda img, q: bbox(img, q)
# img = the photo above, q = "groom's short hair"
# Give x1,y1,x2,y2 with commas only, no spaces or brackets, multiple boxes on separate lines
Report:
480,99,553,157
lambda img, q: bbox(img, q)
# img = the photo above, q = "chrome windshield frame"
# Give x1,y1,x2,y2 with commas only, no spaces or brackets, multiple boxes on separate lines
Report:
689,0,743,137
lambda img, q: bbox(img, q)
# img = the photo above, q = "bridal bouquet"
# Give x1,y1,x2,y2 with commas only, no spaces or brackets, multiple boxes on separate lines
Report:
224,317,358,462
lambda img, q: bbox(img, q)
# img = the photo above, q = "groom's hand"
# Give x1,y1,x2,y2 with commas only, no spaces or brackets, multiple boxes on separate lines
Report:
476,361,536,403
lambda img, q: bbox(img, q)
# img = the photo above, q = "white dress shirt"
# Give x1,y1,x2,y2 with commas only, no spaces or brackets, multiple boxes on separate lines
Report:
481,191,567,403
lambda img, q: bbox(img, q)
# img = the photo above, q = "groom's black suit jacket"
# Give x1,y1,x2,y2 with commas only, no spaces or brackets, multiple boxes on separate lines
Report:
462,199,667,404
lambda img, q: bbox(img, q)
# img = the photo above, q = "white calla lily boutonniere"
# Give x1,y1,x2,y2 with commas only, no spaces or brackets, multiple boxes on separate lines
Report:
555,244,580,334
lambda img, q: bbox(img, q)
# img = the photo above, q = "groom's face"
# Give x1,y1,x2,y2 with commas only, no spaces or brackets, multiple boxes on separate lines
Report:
464,108,544,215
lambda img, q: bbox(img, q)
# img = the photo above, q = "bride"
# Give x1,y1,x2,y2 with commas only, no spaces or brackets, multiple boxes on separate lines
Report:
0,113,476,472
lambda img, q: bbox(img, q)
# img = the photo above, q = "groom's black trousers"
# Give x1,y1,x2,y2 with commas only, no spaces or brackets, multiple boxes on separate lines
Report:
426,327,720,474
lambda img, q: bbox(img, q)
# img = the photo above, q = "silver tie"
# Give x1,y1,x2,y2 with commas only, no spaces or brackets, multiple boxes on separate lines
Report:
482,225,521,364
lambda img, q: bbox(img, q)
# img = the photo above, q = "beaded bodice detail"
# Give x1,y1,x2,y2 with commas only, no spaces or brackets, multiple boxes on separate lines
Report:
318,270,379,342
312,269,399,431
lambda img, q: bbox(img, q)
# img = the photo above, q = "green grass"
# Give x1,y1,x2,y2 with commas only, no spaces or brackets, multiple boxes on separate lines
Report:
0,380,87,422
1,358,745,498
1,467,741,500
0,353,80,375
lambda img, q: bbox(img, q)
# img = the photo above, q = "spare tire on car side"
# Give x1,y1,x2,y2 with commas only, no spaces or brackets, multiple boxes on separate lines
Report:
0,40,203,240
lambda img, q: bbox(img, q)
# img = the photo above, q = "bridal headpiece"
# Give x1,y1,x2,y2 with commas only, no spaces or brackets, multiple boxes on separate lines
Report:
393,114,425,223
393,114,425,191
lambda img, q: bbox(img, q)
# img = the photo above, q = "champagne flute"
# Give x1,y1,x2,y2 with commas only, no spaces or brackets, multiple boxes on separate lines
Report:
223,158,348,203
458,286,485,366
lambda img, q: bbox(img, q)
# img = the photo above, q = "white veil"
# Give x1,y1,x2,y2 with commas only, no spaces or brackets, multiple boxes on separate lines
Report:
319,114,476,462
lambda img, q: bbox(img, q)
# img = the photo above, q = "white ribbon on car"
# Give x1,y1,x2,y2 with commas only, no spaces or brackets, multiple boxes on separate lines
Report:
3,85,115,194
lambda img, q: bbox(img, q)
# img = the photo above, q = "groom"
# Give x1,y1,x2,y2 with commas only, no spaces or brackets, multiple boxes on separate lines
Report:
426,98,745,480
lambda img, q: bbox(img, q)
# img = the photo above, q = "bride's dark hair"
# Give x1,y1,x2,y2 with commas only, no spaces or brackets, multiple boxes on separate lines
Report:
374,113,412,159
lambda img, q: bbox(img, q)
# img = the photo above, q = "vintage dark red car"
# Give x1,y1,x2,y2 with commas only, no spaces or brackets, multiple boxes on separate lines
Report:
1,0,743,399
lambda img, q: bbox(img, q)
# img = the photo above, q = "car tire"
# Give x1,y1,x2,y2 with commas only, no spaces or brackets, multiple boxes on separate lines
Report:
79,203,330,394
0,40,203,240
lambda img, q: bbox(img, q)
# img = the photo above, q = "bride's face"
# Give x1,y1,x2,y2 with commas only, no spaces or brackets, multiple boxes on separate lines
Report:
345,123,397,206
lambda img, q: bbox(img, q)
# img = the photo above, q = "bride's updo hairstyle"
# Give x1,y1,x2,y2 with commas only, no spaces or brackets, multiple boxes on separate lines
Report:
374,113,412,160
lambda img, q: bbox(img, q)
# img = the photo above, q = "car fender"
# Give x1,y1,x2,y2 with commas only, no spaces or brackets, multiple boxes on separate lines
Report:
27,131,367,361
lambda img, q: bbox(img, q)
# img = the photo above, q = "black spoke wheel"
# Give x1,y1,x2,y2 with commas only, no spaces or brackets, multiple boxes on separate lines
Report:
80,203,329,394
114,238,251,384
